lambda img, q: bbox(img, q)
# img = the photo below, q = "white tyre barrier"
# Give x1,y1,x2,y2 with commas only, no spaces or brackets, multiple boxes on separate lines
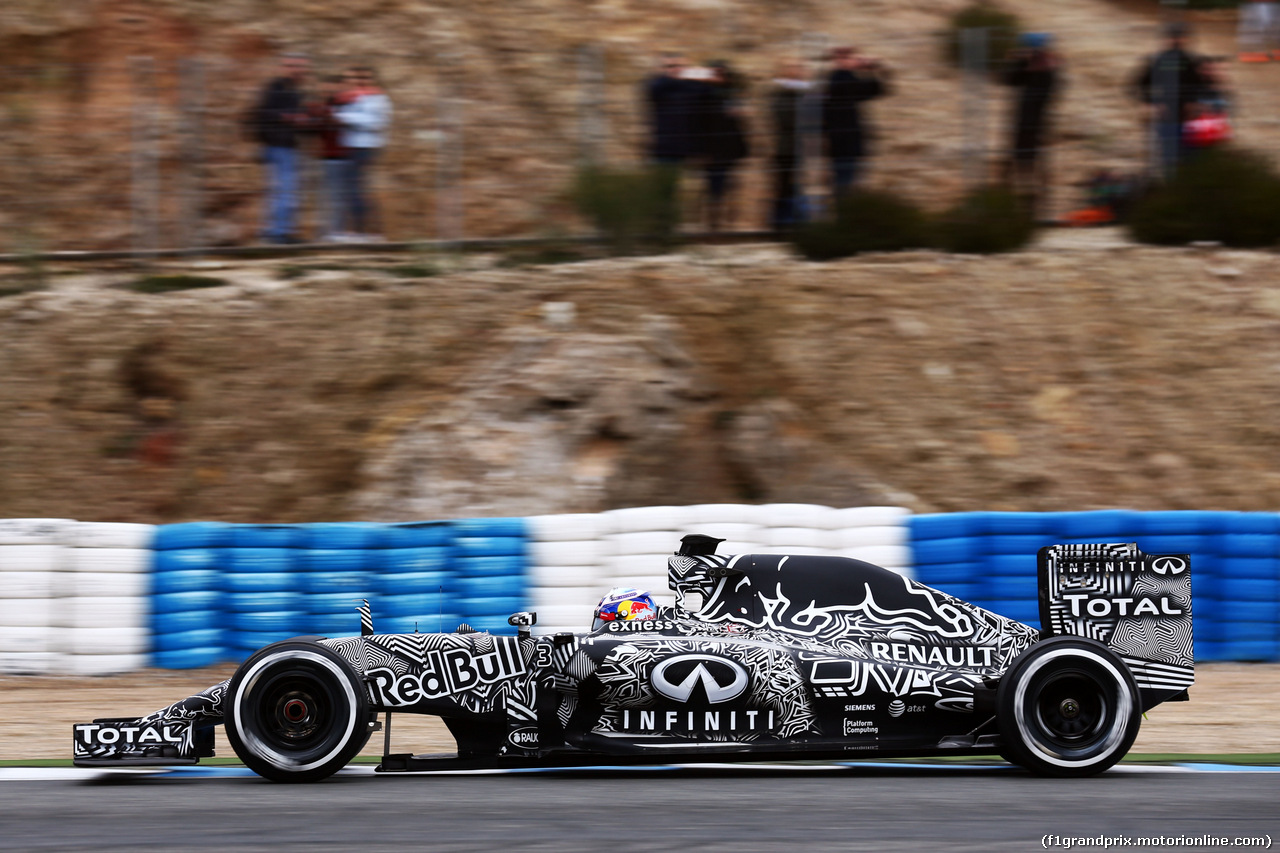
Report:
603,506,697,534
0,545,63,572
609,553,673,579
58,596,147,630
0,598,54,628
69,522,155,550
67,548,150,574
762,526,833,550
682,522,761,541
58,571,149,598
0,572,56,598
828,506,912,528
528,540,606,568
688,504,764,525
528,563,605,588
0,626,55,653
529,604,594,630
831,525,909,549
838,544,913,571
758,544,830,556
58,626,149,656
530,585,603,610
0,652,60,674
758,503,836,529
526,514,604,542
608,531,682,555
56,654,148,676
0,519,72,545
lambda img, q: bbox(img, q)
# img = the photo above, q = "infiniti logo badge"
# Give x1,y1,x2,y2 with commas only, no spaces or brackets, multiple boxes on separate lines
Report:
651,654,749,704
1150,556,1188,575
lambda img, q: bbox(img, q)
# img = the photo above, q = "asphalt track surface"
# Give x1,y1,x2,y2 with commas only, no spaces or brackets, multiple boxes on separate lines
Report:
1,764,1278,853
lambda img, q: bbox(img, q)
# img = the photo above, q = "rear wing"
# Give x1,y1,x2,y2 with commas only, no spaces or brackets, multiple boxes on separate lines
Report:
1038,543,1193,709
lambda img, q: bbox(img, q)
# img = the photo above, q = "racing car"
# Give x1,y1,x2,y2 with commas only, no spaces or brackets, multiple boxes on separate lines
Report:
73,536,1193,781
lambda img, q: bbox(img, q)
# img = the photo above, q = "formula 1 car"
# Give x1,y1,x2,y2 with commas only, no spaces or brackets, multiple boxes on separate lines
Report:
73,537,1193,781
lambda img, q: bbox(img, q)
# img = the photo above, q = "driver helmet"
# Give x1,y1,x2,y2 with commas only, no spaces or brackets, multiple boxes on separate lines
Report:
592,587,657,631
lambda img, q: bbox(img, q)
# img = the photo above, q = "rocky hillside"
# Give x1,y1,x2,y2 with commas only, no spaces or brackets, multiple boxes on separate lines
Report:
0,0,1267,249
2,231,1279,523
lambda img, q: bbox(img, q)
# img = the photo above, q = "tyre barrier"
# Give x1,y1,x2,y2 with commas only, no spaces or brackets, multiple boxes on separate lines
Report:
2,508,1279,673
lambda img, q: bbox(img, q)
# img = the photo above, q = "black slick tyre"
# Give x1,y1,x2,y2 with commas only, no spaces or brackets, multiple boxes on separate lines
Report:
997,636,1141,778
224,639,372,782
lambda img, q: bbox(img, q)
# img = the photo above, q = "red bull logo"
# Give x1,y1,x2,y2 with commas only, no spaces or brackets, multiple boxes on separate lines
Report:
618,599,653,620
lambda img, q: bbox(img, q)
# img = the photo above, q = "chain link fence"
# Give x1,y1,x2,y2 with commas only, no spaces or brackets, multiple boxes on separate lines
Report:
0,20,1266,255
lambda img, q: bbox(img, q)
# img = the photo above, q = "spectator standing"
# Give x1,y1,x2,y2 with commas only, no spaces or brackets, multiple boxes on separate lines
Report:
308,74,353,242
694,60,749,233
334,65,392,241
769,59,813,230
1134,22,1207,180
821,46,891,198
255,54,311,244
645,53,701,165
1000,33,1061,211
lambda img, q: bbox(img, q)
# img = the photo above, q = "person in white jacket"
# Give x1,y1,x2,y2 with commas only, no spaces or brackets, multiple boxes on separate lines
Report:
334,66,392,240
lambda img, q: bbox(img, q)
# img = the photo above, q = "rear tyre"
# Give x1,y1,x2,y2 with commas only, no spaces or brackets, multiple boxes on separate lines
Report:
997,636,1141,777
224,640,372,782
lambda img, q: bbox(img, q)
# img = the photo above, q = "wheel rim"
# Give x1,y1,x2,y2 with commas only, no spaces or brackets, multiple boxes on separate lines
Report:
1031,670,1107,749
242,660,348,762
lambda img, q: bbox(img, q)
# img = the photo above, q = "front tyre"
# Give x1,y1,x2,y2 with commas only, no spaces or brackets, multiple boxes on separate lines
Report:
997,637,1141,778
225,640,373,782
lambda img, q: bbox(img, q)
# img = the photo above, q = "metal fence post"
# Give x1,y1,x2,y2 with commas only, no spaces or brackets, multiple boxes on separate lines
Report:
130,56,161,259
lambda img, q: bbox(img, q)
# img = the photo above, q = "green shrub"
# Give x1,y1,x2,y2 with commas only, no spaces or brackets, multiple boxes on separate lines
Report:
1129,147,1280,248
933,184,1036,253
571,164,680,254
941,2,1022,72
789,189,931,260
130,274,229,293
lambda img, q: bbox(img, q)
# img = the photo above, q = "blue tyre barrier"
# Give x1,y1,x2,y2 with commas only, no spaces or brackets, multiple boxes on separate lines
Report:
153,647,223,669
1215,600,1278,622
1216,577,1280,601
379,570,450,595
984,554,1037,577
984,513,1056,535
301,571,373,595
380,593,452,618
306,612,366,635
303,522,382,550
984,574,1037,601
153,609,221,635
227,610,306,633
230,524,303,549
1213,557,1278,580
1139,511,1221,535
1053,510,1142,538
453,518,526,538
457,613,517,634
981,600,1040,625
228,630,300,651
1132,535,1206,556
153,549,221,573
378,614,464,634
154,628,223,652
1223,513,1280,534
228,548,296,573
301,550,376,573
913,562,982,586
909,513,989,541
225,591,303,612
383,522,453,549
981,535,1058,556
1215,535,1278,559
454,536,525,558
152,522,231,551
378,547,451,574
458,596,525,617
1219,640,1280,661
309,592,375,614
455,555,525,576
154,590,221,613
912,537,982,565
924,581,984,602
152,569,219,595
455,574,525,599
222,572,297,593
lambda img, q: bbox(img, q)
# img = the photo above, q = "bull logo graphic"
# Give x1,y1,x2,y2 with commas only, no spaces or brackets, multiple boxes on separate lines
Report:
651,654,749,704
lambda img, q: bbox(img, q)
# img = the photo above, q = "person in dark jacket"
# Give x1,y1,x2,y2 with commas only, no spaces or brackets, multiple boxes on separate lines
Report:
694,60,749,233
645,54,701,165
1001,33,1061,210
1134,22,1207,180
255,54,311,243
769,59,813,230
821,46,891,198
